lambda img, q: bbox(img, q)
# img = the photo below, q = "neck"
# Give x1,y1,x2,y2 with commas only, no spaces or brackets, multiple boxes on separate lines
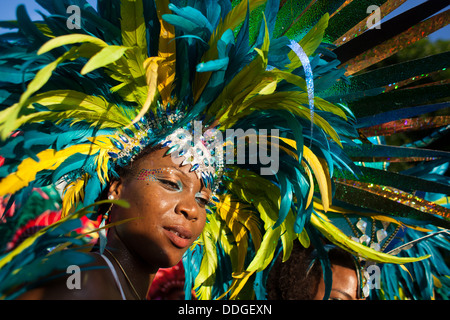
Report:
103,228,157,300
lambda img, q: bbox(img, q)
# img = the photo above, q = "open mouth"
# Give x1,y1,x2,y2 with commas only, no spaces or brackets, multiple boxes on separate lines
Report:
163,226,192,248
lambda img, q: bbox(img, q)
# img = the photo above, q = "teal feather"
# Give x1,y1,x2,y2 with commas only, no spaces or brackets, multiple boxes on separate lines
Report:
254,0,279,48
307,225,332,300
16,4,49,47
273,170,293,229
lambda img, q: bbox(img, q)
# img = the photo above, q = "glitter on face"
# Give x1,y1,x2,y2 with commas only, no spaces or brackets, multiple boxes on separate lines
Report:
136,168,176,182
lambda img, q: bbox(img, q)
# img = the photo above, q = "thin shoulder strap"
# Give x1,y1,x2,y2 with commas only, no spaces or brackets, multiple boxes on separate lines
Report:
99,254,127,300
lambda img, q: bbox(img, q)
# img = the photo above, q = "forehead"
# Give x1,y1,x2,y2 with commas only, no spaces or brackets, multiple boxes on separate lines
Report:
331,264,359,297
133,147,211,190
137,147,185,168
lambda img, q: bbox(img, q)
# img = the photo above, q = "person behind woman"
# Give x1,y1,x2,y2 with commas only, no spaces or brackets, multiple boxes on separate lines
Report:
266,241,364,300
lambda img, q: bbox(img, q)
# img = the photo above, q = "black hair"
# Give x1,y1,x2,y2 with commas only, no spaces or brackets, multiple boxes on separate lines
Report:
266,241,357,300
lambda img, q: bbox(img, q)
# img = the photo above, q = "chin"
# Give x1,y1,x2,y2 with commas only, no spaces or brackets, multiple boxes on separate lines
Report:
146,245,185,269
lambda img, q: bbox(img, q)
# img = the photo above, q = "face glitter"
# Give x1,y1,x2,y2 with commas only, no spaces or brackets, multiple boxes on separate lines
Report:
136,168,175,182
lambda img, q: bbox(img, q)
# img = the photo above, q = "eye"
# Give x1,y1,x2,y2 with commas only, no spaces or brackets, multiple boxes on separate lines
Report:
195,194,210,208
159,179,181,191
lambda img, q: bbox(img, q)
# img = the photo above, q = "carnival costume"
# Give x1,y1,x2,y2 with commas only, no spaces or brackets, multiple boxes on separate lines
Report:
0,0,449,300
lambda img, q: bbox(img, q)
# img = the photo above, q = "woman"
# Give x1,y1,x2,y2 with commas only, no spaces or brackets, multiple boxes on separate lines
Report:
15,143,212,300
1,0,448,300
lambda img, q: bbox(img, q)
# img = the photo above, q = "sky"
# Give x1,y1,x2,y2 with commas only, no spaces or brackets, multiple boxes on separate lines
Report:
0,0,448,41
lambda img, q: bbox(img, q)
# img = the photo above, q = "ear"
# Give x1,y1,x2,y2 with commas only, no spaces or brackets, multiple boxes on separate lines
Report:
108,179,124,199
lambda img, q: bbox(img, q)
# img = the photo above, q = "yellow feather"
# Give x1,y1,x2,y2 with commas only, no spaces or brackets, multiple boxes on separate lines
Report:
215,195,261,273
298,229,311,248
127,56,164,126
87,135,114,185
279,137,332,211
303,146,331,211
120,0,148,79
81,45,129,75
62,174,88,218
155,0,176,108
0,144,100,197
37,34,108,55
301,159,315,209
280,211,296,262
312,201,433,233
310,211,430,264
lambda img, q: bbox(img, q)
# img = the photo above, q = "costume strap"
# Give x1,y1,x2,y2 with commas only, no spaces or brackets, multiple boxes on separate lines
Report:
98,254,126,300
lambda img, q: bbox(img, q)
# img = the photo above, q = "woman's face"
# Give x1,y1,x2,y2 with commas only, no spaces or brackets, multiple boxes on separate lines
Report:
109,147,210,269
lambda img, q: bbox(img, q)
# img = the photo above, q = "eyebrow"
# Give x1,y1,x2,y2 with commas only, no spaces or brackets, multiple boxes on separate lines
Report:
165,166,212,192
331,289,354,300
138,166,211,191
166,166,190,178
136,166,188,178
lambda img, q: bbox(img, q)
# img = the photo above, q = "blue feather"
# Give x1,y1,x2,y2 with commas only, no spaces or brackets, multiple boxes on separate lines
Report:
273,170,293,229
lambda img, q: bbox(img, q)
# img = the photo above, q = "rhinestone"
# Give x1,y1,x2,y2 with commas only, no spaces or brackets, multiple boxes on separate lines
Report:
166,144,179,155
363,286,370,298
123,128,135,138
118,134,129,143
140,117,148,125
132,146,141,154
190,163,200,172
359,235,370,246
109,138,124,150
370,243,381,251
356,219,367,234
140,137,149,145
376,229,388,243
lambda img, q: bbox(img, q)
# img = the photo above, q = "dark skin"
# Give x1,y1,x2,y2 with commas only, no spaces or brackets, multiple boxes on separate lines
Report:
313,264,362,300
18,147,210,300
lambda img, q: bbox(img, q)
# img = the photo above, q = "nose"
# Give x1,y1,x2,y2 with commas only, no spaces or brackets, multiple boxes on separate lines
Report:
175,194,200,221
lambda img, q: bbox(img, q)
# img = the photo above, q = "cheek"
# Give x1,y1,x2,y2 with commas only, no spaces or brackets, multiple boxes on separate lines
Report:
113,184,172,234
191,212,207,241
121,182,170,215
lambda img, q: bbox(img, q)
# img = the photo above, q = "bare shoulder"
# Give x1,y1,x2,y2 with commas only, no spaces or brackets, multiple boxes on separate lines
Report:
17,252,123,300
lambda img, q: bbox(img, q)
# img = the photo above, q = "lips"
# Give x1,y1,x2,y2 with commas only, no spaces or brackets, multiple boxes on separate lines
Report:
163,225,193,249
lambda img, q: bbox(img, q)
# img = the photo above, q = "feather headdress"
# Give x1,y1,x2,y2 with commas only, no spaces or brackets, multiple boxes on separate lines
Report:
0,0,449,300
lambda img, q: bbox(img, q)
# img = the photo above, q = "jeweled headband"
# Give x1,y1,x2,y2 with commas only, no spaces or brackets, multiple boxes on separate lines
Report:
106,108,224,191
